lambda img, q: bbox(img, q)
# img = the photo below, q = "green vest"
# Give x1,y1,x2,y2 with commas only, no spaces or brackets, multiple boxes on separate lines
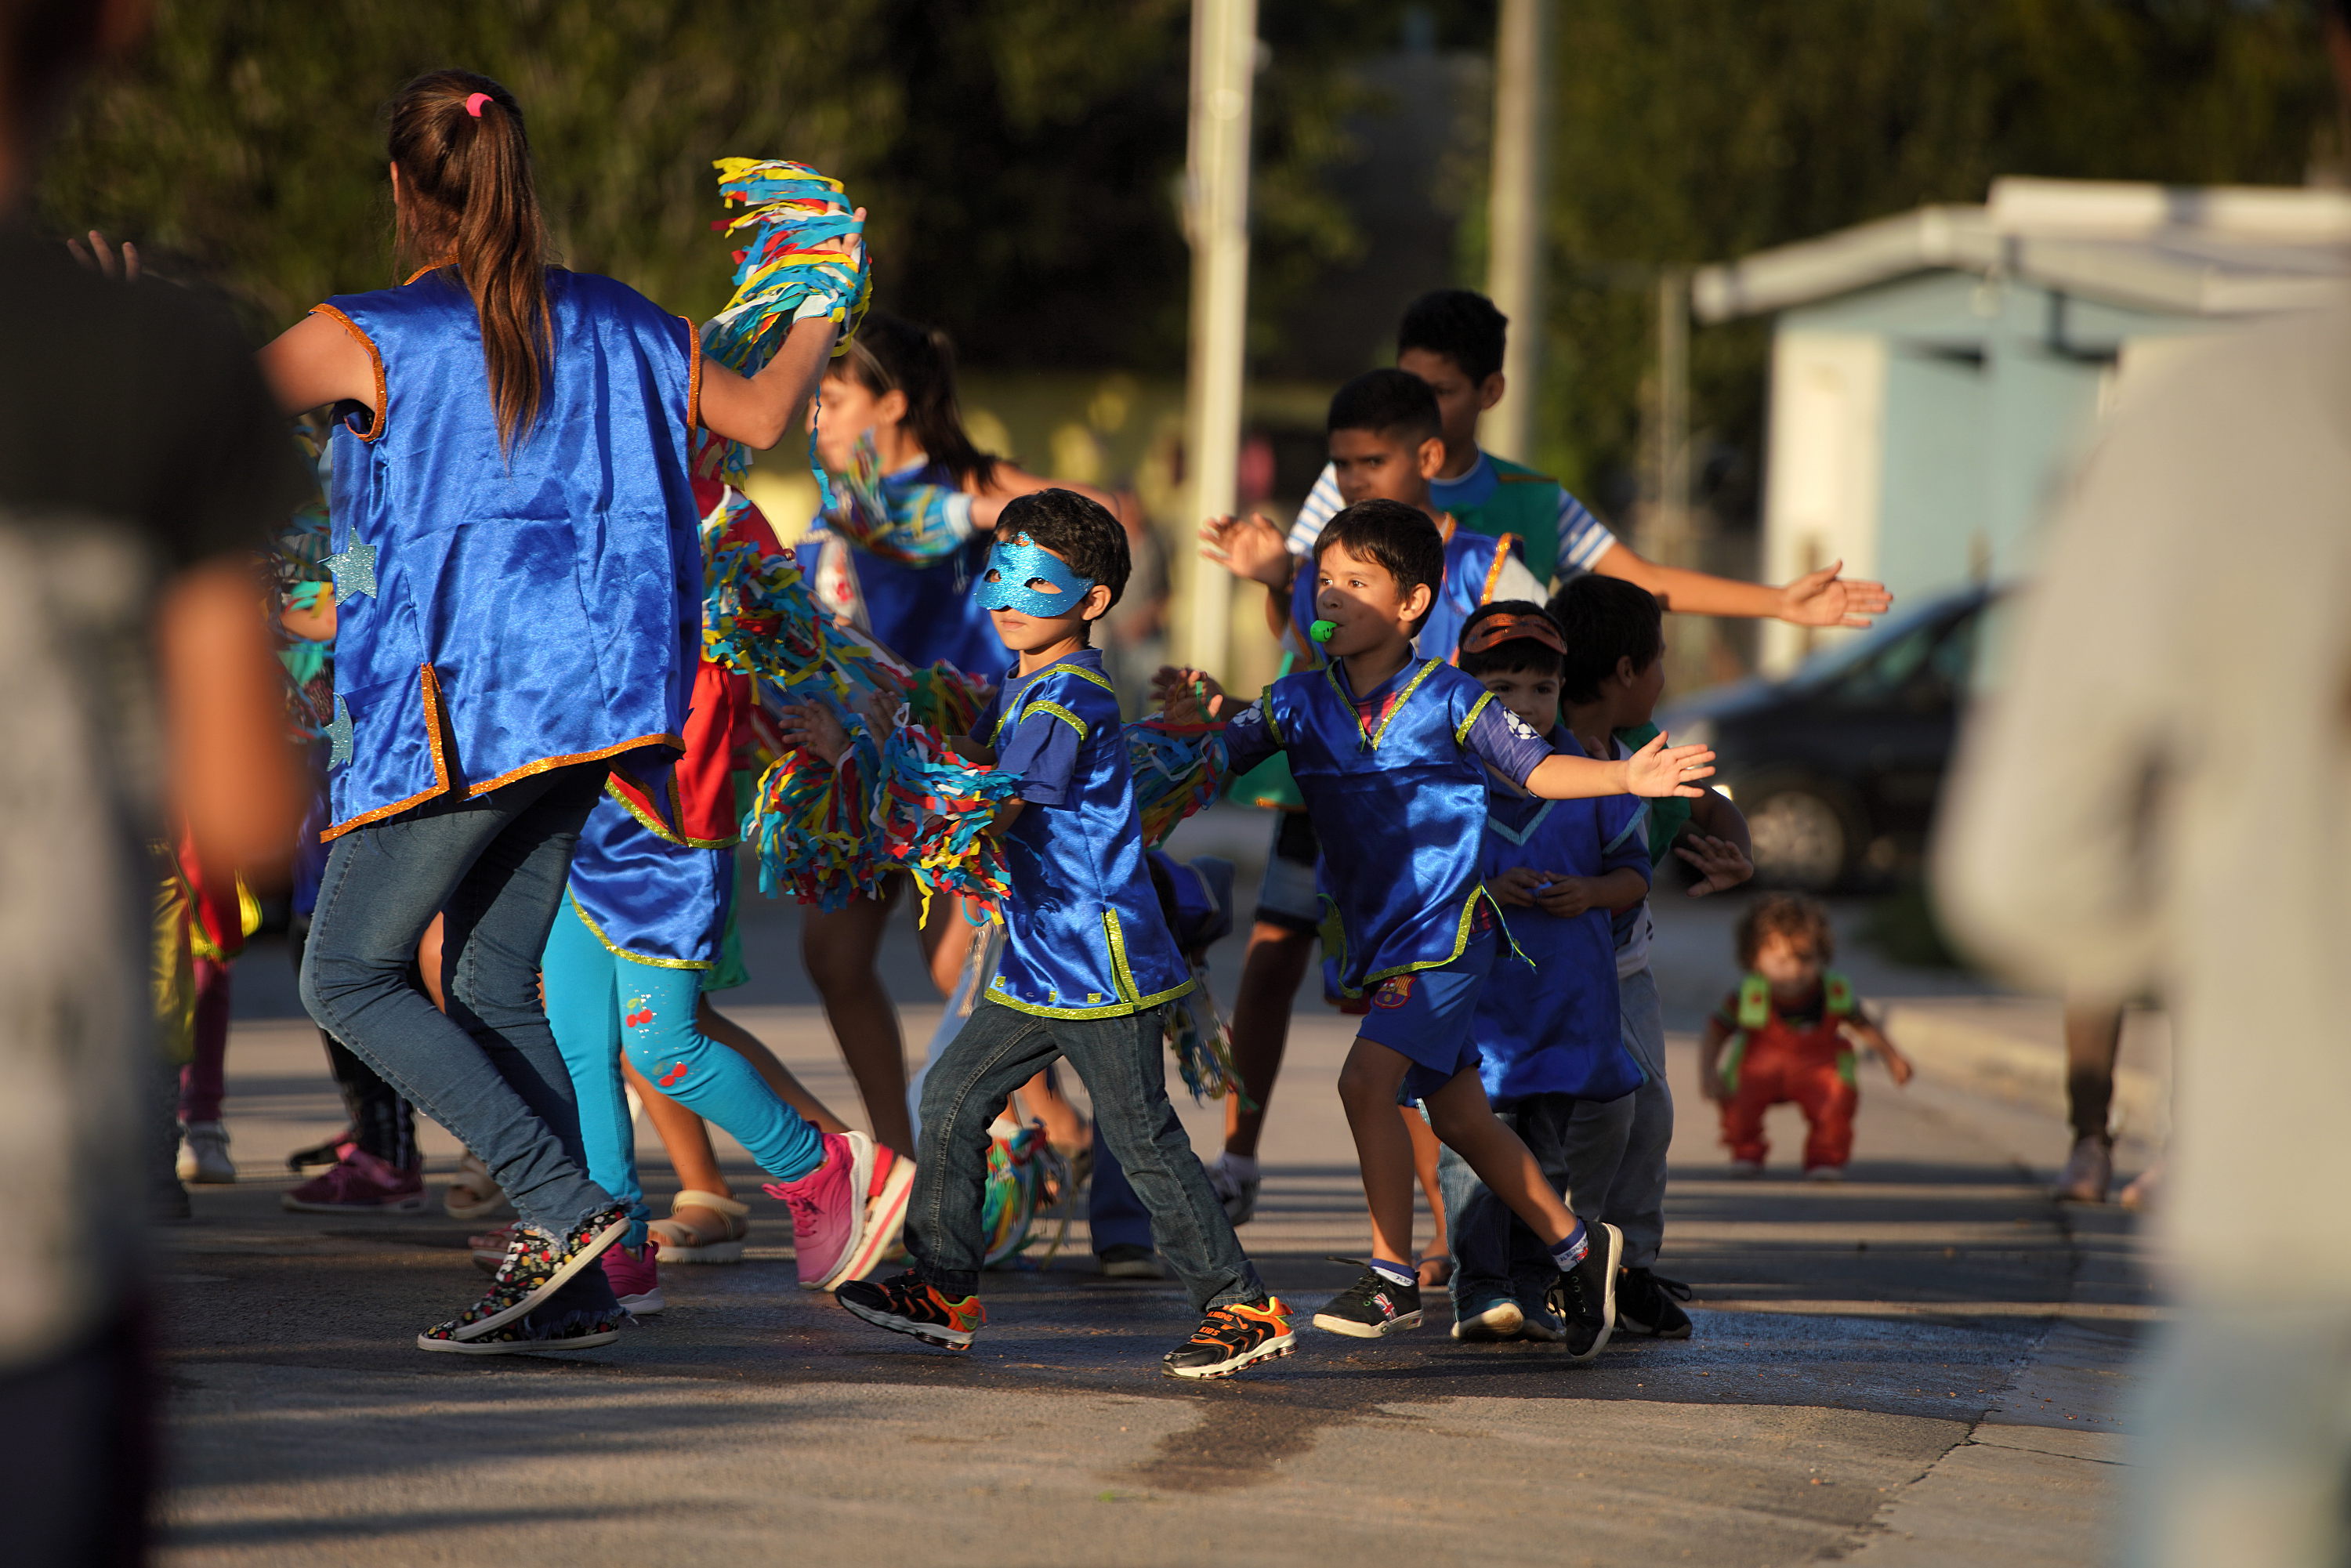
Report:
1446,454,1567,585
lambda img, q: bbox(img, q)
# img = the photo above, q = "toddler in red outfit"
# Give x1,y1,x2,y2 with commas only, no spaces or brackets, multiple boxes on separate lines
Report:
1698,896,1912,1179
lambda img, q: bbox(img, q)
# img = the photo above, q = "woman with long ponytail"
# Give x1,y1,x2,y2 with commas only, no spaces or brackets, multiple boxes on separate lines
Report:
257,71,860,1354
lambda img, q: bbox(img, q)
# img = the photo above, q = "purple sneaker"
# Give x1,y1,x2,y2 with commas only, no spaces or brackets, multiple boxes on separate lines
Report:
765,1132,873,1291
281,1147,426,1214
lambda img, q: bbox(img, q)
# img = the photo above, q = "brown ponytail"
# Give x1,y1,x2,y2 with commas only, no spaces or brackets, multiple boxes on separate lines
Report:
386,70,552,454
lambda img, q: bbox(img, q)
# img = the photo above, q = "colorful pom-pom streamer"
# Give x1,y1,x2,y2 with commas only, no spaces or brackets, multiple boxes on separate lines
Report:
1125,718,1230,849
696,157,871,491
823,433,980,564
1165,968,1248,1104
696,487,1014,912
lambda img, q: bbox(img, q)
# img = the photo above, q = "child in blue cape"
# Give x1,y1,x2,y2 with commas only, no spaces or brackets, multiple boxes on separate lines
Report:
1169,498,1714,1360
1436,601,1653,1343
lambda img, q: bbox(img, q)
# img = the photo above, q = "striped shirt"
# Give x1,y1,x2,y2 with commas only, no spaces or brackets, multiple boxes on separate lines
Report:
1286,449,1618,581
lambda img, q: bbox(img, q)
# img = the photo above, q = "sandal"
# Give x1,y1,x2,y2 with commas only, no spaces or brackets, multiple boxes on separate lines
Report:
646,1190,750,1263
444,1150,512,1222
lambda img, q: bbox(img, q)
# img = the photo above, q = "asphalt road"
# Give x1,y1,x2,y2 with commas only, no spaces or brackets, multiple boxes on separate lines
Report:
162,933,2146,1567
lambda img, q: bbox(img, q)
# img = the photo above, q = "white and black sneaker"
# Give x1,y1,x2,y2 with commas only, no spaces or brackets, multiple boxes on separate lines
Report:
1312,1264,1422,1338
1546,1222,1624,1362
1616,1266,1693,1339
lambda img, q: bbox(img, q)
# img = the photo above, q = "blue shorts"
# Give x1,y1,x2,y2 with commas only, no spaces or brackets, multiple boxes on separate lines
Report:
1354,924,1498,1102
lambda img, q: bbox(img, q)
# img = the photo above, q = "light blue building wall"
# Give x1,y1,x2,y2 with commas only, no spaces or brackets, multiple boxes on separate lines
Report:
1776,273,2204,607
1696,180,2351,672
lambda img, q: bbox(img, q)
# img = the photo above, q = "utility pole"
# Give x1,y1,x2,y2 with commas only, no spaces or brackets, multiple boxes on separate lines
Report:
1179,0,1258,679
1654,266,1691,567
1483,0,1553,462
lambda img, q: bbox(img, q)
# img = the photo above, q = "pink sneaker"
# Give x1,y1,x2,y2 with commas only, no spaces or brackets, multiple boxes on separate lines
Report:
832,1146,916,1290
765,1131,873,1291
600,1237,665,1316
281,1147,426,1214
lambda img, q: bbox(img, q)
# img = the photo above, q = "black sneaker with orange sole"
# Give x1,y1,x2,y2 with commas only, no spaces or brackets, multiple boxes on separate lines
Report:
1163,1298,1297,1379
837,1269,986,1350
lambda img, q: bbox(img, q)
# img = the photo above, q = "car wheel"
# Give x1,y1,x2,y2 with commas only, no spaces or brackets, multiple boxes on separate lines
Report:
1742,780,1858,892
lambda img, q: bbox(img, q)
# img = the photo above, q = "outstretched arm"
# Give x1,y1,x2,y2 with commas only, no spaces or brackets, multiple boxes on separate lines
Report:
1523,730,1713,801
1592,541,1891,628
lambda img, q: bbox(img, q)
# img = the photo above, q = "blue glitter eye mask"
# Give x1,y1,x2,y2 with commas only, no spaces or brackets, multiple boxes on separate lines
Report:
976,534,1098,617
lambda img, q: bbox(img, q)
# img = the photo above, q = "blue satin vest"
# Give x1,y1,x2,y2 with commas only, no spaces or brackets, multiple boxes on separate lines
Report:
317,267,701,837
1262,657,1501,995
802,459,1010,672
565,785,728,969
983,654,1193,1019
1472,756,1641,1105
1290,522,1523,664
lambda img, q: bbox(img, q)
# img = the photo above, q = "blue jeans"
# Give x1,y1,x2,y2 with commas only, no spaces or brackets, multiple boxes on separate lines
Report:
910,997,1262,1311
542,894,824,1247
1088,1135,1153,1254
1439,1090,1634,1315
299,764,614,1235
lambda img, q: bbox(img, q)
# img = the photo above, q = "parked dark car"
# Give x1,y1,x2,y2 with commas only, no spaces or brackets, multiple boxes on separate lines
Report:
1657,583,2005,891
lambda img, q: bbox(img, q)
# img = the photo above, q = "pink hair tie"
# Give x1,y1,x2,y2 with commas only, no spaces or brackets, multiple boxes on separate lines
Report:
464,92,492,118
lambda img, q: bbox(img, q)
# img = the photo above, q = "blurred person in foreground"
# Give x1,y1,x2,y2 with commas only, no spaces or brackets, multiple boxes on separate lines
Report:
1936,8,2351,1559
0,0,310,1560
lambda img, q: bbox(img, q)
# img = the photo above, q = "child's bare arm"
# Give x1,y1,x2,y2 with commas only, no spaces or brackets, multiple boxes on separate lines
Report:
1697,1016,1734,1103
1843,1016,1913,1086
1525,730,1713,801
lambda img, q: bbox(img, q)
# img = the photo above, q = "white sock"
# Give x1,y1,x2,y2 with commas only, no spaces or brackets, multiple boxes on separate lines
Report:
1218,1151,1260,1183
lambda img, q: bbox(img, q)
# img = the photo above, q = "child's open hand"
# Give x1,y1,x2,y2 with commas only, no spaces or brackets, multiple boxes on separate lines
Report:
1484,867,1552,908
1197,513,1293,588
777,701,852,765
1152,664,1226,726
1882,1048,1915,1088
1674,833,1754,897
1624,731,1715,798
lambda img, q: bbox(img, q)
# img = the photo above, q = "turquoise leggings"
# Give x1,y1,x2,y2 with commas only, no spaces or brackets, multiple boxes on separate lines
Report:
542,896,824,1246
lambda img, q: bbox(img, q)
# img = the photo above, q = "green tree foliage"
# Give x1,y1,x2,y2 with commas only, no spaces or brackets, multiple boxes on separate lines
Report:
1535,0,2334,512
36,0,1422,368
38,1,893,331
